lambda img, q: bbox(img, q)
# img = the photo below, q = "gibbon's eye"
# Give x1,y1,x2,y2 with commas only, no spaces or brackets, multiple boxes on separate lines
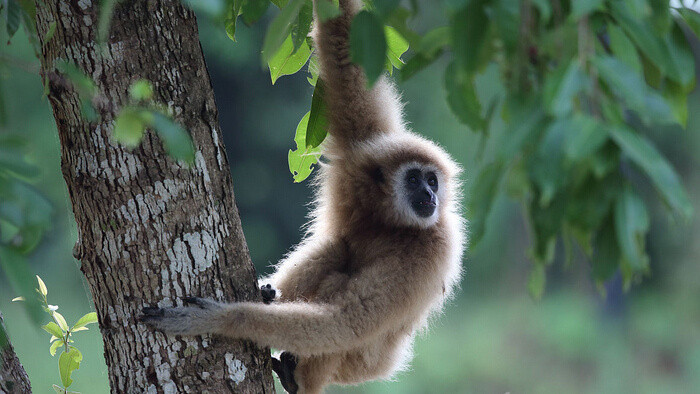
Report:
408,176,418,184
427,172,438,188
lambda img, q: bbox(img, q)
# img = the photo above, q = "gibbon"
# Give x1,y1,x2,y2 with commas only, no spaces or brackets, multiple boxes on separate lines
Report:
141,0,465,393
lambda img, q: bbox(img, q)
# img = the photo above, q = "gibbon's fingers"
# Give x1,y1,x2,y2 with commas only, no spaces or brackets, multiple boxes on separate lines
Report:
260,284,277,304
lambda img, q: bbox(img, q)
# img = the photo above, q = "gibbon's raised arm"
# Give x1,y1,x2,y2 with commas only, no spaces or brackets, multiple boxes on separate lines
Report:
313,0,405,146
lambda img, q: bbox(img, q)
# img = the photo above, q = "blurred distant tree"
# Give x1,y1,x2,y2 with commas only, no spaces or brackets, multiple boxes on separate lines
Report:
0,312,31,394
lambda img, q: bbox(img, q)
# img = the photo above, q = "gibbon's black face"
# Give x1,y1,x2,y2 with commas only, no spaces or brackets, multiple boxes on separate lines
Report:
405,168,438,218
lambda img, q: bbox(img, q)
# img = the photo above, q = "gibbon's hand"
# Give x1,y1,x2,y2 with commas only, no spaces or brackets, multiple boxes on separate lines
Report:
140,297,224,336
260,284,277,304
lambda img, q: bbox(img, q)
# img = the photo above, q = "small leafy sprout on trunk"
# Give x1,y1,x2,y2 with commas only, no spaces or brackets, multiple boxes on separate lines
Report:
13,275,99,393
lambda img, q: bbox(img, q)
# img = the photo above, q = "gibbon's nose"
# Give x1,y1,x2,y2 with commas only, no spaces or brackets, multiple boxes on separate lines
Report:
421,188,435,203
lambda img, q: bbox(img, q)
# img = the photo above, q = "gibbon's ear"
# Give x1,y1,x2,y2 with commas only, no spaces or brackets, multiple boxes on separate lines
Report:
371,166,385,184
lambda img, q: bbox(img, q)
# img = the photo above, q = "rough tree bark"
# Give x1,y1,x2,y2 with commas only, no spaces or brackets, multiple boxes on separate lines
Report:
34,1,275,392
0,312,31,394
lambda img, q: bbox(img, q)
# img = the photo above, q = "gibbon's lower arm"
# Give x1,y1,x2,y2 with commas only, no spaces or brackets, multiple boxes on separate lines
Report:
141,298,389,356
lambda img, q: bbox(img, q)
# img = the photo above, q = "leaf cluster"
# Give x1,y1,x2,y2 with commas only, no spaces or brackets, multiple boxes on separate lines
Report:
208,0,699,296
13,276,98,393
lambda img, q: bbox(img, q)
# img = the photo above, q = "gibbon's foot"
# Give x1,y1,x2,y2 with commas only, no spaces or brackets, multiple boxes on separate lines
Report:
182,296,219,309
260,284,276,304
271,351,298,394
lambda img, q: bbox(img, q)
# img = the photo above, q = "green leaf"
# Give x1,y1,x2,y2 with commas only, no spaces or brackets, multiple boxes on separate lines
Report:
384,26,409,70
614,187,649,271
399,26,449,81
288,112,322,182
607,23,641,74
42,322,64,338
270,0,287,8
569,0,603,20
444,62,484,132
305,81,329,148
112,107,150,148
50,338,65,356
662,79,689,127
241,0,270,25
5,0,21,39
468,161,504,247
451,0,489,73
307,54,320,86
542,60,589,117
609,2,686,85
150,112,196,164
36,274,47,296
290,0,312,51
679,8,700,39
225,0,244,41
128,80,154,101
498,105,545,161
528,192,565,263
268,34,312,84
316,0,340,22
527,263,546,300
594,56,675,126
0,245,43,323
562,114,608,162
55,61,97,98
400,26,451,81
349,10,387,86
54,312,69,331
664,21,696,90
374,0,400,19
58,347,83,388
262,0,305,63
529,120,568,206
592,214,620,281
72,312,98,330
607,125,692,219
97,0,119,43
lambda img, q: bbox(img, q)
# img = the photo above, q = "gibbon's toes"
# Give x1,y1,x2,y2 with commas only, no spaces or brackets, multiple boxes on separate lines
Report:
260,284,276,304
140,307,164,319
182,296,209,308
271,352,298,394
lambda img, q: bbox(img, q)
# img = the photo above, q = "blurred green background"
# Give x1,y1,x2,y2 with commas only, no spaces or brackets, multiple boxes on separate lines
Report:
1,4,699,394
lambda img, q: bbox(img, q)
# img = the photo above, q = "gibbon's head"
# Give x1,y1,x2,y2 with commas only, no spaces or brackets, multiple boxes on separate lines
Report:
341,131,461,230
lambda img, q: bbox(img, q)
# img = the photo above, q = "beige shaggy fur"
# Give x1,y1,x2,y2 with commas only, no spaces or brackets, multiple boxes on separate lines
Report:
142,1,465,393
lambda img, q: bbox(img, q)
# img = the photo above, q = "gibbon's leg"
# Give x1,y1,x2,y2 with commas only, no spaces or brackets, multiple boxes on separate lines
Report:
260,283,277,304
295,354,340,394
272,351,299,394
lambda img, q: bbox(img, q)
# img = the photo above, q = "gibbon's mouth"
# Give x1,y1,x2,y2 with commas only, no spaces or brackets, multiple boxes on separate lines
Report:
412,199,437,217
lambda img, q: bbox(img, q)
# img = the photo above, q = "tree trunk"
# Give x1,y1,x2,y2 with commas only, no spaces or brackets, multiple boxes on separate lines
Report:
0,312,32,394
34,1,275,392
